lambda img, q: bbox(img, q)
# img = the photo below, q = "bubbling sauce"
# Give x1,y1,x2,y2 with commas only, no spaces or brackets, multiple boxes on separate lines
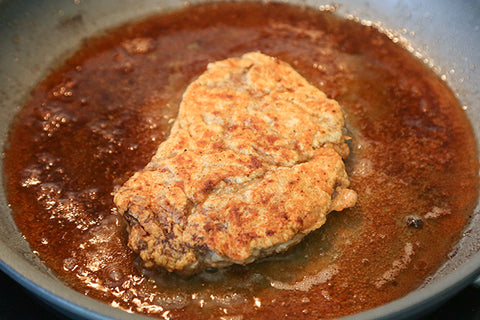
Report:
3,2,479,319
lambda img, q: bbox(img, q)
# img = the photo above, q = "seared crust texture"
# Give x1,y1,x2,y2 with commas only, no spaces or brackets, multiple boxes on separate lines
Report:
114,52,357,274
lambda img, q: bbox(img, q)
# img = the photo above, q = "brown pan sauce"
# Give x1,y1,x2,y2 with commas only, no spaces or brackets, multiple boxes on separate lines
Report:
4,2,479,319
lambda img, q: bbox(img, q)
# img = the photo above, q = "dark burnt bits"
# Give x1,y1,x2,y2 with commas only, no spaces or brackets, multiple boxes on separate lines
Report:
406,215,424,229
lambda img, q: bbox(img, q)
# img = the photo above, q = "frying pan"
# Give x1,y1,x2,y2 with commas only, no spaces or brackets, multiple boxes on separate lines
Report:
0,0,479,319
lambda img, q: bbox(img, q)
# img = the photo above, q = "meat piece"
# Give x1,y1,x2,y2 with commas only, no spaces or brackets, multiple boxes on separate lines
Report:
114,52,357,274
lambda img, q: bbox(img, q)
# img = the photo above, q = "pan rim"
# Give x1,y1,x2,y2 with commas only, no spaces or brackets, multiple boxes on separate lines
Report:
1,239,480,320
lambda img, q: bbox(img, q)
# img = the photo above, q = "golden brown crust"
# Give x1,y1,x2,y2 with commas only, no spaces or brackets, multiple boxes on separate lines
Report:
114,52,357,274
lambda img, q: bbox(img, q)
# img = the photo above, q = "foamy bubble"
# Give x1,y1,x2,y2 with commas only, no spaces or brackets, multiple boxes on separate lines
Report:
375,242,415,288
270,264,339,292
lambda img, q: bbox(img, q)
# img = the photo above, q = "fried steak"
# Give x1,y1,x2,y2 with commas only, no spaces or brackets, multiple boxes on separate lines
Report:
114,52,357,274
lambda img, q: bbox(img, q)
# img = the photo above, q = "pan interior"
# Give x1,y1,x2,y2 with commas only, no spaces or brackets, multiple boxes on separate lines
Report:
0,1,479,320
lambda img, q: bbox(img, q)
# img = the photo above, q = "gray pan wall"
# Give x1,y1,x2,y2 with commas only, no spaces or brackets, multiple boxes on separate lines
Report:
0,1,479,319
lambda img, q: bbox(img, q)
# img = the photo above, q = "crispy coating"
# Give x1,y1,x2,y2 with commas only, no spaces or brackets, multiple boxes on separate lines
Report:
114,52,357,274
